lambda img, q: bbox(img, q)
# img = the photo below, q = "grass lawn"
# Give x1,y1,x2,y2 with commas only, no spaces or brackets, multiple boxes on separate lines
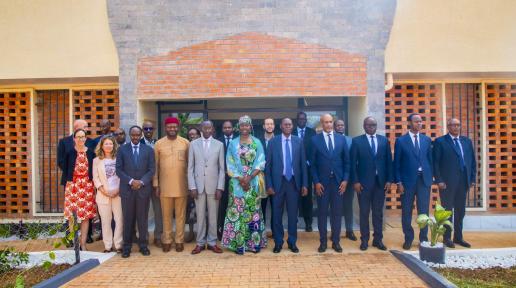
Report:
435,266,516,288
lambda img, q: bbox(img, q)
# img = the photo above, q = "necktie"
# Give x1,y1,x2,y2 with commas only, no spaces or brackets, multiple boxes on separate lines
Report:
225,137,229,147
414,134,420,155
132,146,139,164
300,129,305,139
285,139,292,181
453,138,465,170
370,135,376,156
204,139,209,153
327,133,334,154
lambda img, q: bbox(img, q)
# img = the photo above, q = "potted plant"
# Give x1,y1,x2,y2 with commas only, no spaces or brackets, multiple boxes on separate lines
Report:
416,202,453,264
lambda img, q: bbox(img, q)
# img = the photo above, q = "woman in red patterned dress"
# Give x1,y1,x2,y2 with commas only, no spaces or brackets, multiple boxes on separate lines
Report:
63,129,97,250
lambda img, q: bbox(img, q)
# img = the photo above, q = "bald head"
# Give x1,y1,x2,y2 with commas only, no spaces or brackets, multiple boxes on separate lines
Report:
73,119,88,132
447,118,461,137
320,114,334,133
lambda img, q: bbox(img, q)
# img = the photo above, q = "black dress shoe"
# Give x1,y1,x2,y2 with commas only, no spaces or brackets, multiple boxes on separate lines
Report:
454,239,471,248
273,245,282,253
444,239,455,248
121,250,131,258
140,247,151,256
318,243,327,253
403,241,412,250
360,242,368,251
372,241,387,251
305,226,313,232
288,243,299,253
332,243,343,253
346,231,357,241
86,236,94,244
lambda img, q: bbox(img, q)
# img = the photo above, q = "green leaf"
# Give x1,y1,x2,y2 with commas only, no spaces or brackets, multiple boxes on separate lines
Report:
42,260,51,270
53,241,62,249
442,220,454,230
15,274,25,288
435,209,452,222
48,251,56,261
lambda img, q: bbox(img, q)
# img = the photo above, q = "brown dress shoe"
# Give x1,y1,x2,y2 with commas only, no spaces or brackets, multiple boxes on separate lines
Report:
176,243,184,252
154,239,163,248
191,245,205,255
162,243,172,253
207,245,223,254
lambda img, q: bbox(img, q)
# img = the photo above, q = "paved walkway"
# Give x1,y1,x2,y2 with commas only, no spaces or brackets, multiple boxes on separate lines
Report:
63,232,427,288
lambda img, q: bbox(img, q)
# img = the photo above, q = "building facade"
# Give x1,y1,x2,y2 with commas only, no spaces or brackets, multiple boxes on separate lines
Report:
0,0,515,218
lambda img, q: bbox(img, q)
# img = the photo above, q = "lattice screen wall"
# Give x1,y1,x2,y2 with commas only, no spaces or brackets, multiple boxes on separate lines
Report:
445,84,483,208
73,89,120,139
384,84,443,210
485,83,516,210
0,91,31,217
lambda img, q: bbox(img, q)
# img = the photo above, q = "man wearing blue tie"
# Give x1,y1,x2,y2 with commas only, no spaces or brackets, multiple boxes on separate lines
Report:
265,118,308,253
433,118,476,248
311,114,350,253
350,117,393,251
394,113,433,250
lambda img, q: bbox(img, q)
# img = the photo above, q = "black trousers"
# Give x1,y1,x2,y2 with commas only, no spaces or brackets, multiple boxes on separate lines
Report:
217,176,230,240
440,170,468,241
299,170,313,228
342,184,354,232
121,189,151,250
261,195,274,234
358,177,385,243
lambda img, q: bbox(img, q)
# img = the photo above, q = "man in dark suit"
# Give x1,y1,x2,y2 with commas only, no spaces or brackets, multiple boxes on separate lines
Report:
394,113,433,250
260,117,276,236
57,119,95,244
292,111,316,232
216,120,237,240
265,118,308,253
350,117,393,251
433,118,476,248
139,120,162,248
335,119,357,241
116,126,156,258
311,114,350,253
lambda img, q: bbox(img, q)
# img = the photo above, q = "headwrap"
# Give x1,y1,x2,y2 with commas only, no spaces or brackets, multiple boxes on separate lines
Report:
164,117,180,125
238,115,252,126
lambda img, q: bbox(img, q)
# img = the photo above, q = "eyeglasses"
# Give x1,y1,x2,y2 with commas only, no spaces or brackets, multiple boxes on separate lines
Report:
143,127,154,131
113,133,124,136
75,136,87,140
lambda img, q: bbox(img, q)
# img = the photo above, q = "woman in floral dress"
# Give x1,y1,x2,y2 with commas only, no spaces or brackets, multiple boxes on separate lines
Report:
222,115,267,255
63,129,97,250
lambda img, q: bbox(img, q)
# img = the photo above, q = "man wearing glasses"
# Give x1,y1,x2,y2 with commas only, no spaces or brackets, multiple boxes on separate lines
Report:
140,121,163,248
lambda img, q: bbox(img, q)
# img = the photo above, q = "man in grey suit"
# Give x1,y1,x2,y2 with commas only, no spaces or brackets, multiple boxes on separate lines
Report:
116,126,156,258
188,121,226,254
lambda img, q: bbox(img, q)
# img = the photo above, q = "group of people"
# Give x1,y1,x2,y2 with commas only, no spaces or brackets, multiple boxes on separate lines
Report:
57,111,476,257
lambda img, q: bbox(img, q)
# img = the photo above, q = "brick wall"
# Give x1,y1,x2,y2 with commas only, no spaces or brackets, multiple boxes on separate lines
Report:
137,32,367,100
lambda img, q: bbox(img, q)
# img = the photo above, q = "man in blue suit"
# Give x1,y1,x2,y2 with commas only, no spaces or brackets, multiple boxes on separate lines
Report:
433,118,476,248
265,118,308,253
311,114,350,253
350,117,393,251
116,126,156,258
394,113,433,250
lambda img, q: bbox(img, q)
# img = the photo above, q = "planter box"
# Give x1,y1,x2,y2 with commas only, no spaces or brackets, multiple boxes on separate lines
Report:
420,244,446,264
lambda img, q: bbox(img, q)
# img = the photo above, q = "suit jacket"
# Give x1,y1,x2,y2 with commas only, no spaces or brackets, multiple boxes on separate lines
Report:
310,132,350,186
61,147,96,183
393,133,433,189
57,135,95,185
350,134,393,189
217,134,237,172
292,126,316,164
92,157,121,204
265,134,308,193
187,137,225,194
116,142,155,197
259,134,275,151
433,134,476,188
